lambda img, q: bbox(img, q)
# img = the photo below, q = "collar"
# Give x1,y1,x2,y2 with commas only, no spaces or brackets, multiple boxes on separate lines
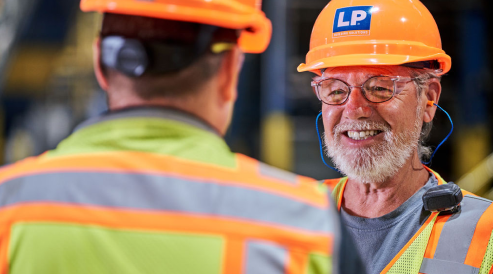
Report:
46,107,236,168
333,166,447,211
74,107,220,136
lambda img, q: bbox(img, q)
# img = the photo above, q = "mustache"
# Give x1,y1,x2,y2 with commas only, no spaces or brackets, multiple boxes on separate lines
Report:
333,121,391,135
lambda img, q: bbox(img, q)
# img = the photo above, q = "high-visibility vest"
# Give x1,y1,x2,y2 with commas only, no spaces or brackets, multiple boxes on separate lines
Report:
0,151,336,274
327,166,493,274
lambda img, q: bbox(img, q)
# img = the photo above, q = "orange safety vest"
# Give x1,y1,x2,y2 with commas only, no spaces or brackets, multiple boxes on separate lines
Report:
326,166,493,274
0,151,335,274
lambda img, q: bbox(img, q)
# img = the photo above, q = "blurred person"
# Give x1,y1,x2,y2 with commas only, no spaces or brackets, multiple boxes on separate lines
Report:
298,0,493,273
0,0,365,273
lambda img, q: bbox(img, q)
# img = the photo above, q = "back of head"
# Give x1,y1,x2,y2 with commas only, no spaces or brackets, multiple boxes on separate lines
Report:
99,13,239,99
80,0,272,102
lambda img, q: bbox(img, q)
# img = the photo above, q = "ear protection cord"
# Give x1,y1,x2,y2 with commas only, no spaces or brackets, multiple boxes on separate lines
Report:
315,112,341,173
315,101,453,171
421,101,454,165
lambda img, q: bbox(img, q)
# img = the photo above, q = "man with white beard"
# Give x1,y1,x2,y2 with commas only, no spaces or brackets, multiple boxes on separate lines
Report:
298,0,493,273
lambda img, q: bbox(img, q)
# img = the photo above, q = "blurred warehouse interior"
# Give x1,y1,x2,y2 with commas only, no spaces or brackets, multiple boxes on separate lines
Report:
0,0,493,197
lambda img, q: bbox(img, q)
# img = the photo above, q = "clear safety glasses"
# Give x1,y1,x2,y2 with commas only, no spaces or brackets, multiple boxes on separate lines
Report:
311,76,417,105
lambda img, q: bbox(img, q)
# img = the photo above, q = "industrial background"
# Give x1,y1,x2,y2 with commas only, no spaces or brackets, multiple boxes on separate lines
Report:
0,0,492,197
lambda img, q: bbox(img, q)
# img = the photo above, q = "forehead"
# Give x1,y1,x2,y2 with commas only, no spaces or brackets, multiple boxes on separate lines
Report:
320,66,411,80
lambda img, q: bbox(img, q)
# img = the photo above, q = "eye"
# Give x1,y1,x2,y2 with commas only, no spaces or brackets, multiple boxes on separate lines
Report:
370,86,392,92
327,89,349,100
329,89,347,95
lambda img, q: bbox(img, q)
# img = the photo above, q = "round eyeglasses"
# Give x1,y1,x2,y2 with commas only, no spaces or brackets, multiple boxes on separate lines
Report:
311,76,417,105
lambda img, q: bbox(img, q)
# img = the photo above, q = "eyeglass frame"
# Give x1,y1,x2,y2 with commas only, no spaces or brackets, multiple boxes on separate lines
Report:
311,75,417,105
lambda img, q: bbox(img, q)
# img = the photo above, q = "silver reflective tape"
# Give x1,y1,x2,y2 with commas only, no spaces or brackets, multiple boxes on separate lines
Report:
0,172,331,233
245,240,287,274
258,162,297,184
419,258,479,274
433,195,491,262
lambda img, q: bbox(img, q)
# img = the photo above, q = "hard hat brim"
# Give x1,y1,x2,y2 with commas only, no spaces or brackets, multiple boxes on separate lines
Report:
298,53,451,76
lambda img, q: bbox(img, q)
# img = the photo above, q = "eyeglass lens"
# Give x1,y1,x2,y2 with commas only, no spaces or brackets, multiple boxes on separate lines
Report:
315,76,396,105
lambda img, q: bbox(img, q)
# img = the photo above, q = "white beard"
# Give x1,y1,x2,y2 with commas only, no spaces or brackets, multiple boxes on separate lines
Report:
324,107,422,184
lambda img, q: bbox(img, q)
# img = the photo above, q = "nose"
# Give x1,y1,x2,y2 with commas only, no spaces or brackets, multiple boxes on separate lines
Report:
344,87,373,120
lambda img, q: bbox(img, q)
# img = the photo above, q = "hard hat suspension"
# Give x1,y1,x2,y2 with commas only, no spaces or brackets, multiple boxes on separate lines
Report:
402,61,442,71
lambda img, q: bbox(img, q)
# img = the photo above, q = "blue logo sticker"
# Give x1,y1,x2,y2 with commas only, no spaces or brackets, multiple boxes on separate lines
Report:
333,6,373,37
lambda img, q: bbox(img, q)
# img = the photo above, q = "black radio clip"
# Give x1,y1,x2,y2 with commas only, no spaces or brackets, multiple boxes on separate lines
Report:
422,182,463,214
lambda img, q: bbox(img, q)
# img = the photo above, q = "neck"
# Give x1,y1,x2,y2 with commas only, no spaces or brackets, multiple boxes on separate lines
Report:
107,89,230,136
341,151,430,218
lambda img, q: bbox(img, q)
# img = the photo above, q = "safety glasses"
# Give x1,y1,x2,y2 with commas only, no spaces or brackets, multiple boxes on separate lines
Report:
311,76,416,105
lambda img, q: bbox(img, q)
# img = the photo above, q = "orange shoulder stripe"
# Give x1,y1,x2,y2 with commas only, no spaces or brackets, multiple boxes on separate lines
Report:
336,179,348,211
0,152,327,208
462,190,478,197
423,214,453,259
464,202,493,268
323,179,339,191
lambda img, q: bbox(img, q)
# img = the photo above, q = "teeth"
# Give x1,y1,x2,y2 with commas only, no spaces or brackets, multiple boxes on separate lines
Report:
347,130,379,140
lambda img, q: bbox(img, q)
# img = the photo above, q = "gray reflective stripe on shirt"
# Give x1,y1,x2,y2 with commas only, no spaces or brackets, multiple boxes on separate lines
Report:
258,162,297,184
419,258,479,274
0,172,331,233
245,241,287,274
433,195,491,263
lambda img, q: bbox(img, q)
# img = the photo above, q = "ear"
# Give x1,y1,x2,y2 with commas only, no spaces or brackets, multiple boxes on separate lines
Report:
422,78,442,123
217,46,244,103
93,38,109,91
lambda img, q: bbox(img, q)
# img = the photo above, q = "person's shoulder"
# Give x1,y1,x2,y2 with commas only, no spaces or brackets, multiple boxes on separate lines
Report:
234,153,331,198
461,191,493,208
234,153,314,183
322,178,344,191
457,192,493,228
0,155,45,184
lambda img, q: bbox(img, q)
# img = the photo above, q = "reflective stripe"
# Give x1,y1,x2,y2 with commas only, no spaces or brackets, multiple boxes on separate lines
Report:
0,172,331,233
245,240,287,274
258,162,297,184
419,258,479,274
433,195,491,262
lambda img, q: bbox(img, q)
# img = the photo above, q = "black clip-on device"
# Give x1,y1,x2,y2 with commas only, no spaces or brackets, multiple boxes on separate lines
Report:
422,182,463,214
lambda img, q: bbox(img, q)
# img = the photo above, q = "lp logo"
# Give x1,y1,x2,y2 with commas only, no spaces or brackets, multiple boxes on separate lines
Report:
333,6,373,33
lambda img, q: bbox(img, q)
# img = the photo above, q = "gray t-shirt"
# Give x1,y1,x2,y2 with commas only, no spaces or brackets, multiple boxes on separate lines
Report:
341,174,437,274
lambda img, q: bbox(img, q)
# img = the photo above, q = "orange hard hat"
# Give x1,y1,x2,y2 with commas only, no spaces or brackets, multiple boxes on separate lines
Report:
298,0,451,75
80,0,272,54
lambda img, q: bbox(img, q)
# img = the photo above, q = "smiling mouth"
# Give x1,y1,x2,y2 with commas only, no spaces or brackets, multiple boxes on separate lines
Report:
345,130,383,141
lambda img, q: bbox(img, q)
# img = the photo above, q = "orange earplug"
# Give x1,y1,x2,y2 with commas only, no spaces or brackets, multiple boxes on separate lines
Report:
427,101,435,106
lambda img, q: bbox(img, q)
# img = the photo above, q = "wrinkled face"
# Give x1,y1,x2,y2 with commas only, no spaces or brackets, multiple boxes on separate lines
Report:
320,66,424,183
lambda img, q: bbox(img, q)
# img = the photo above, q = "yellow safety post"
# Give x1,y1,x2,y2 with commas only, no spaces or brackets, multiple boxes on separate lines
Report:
261,112,294,171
